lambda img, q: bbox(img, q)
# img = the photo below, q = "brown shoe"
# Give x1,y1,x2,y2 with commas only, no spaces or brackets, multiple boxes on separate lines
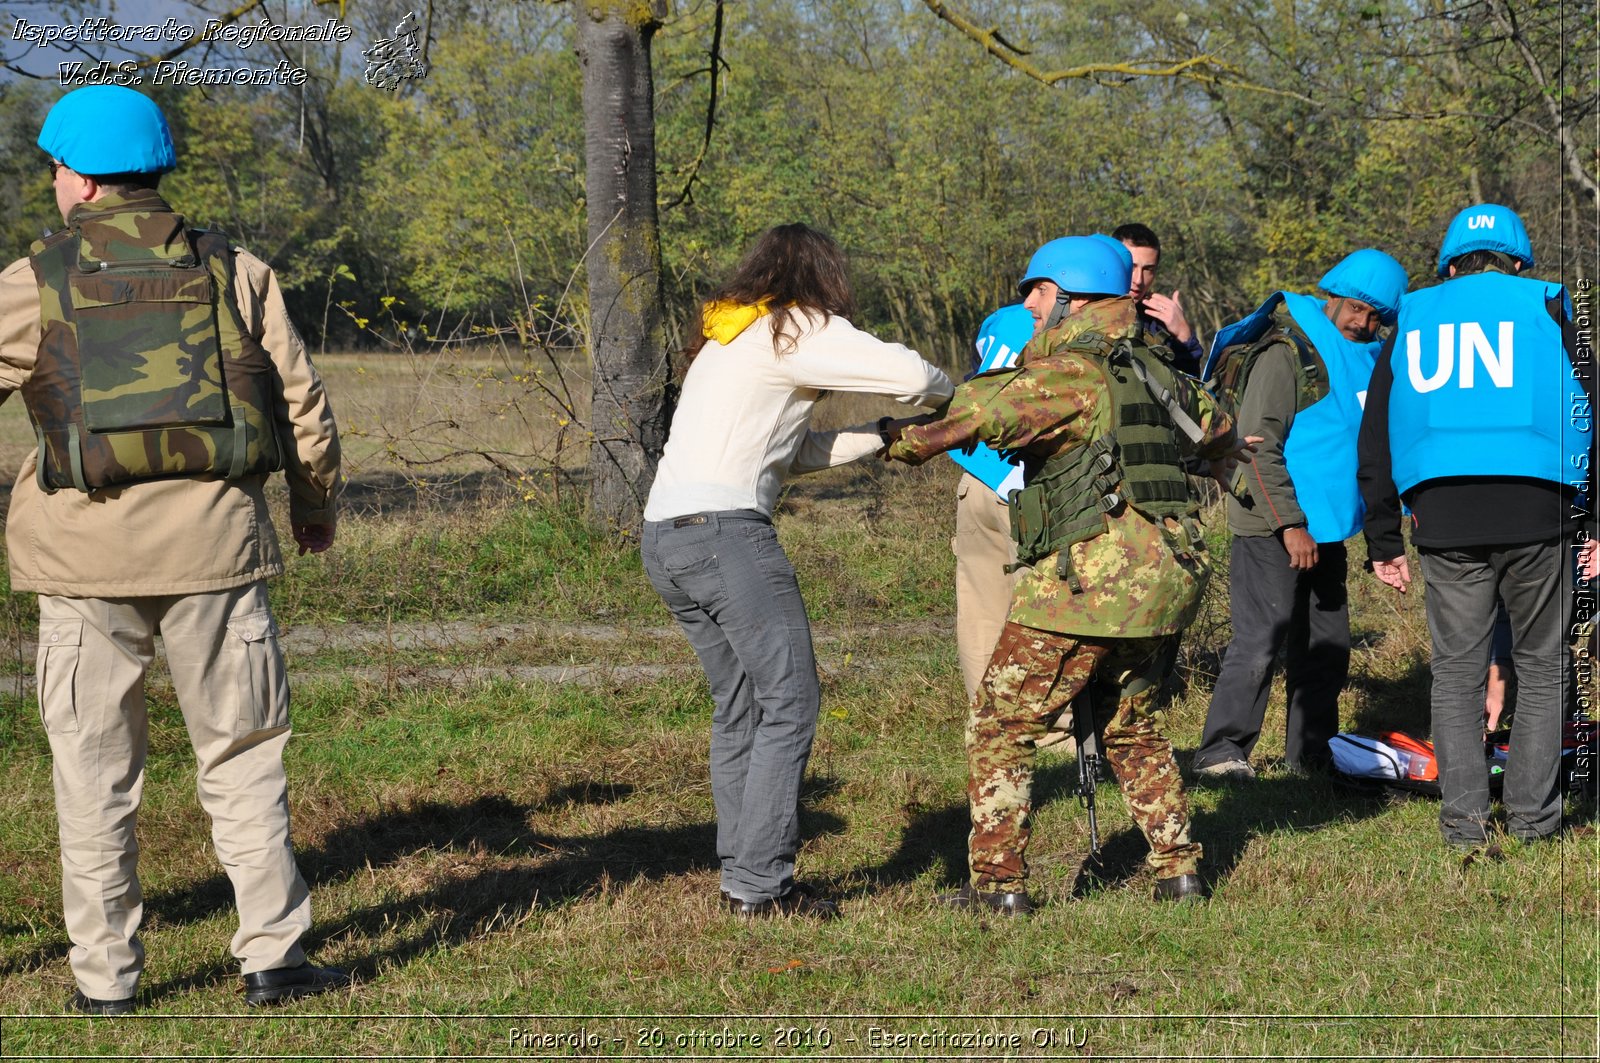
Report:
938,882,1036,915
726,883,840,920
1152,873,1207,902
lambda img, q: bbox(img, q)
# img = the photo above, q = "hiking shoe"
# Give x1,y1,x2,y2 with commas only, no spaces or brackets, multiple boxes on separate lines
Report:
1152,873,1207,902
1194,758,1255,784
67,990,136,1016
242,963,352,1006
726,883,840,920
938,882,1036,916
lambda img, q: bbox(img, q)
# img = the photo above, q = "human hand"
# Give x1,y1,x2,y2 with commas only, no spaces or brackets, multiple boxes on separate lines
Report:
877,413,938,460
1142,289,1193,345
1371,555,1411,593
1581,537,1600,580
1280,526,1318,570
293,523,335,555
1484,661,1512,731
1208,435,1262,492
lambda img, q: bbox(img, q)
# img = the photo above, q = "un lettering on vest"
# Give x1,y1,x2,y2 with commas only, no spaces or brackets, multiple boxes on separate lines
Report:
976,334,1024,373
1406,320,1532,428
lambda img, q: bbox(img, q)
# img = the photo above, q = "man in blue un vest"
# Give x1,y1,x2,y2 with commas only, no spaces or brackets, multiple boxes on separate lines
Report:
1193,250,1408,781
1358,204,1597,850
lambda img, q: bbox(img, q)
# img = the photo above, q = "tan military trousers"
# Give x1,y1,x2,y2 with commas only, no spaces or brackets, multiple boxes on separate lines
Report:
954,472,1020,700
953,474,1074,748
37,583,310,1000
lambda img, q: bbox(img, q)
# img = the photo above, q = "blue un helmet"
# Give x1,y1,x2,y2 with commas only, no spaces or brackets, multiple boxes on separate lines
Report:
1017,236,1132,298
1436,203,1533,277
1318,248,1409,327
38,86,176,176
1088,232,1135,277
1018,236,1133,331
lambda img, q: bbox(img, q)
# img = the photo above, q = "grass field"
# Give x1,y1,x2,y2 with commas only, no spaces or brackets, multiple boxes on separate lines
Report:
0,354,1594,1060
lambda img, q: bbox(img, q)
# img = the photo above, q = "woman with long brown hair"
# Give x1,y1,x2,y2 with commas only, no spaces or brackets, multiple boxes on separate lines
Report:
642,223,951,918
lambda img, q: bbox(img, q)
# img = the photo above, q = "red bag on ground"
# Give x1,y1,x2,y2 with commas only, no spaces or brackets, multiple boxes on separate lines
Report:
1379,730,1439,782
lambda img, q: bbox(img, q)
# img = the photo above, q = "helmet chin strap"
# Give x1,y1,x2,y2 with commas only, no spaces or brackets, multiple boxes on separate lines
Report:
1044,290,1071,332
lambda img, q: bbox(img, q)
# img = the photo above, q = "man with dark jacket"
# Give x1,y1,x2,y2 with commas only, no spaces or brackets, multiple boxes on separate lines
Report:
1194,250,1408,780
1359,204,1596,850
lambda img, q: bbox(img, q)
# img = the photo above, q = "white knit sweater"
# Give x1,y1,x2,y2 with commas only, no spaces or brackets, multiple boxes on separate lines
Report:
644,312,953,521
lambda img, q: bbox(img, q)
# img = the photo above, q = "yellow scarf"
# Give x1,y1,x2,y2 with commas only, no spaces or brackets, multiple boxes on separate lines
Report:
702,299,772,345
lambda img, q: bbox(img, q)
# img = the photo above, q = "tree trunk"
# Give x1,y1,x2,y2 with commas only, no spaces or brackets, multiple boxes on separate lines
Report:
578,0,672,535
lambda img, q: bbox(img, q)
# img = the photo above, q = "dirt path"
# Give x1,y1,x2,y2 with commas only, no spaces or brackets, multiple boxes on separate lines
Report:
2,617,951,692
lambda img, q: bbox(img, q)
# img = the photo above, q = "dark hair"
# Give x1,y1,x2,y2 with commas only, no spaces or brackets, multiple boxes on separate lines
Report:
1112,222,1160,254
686,223,857,360
1448,249,1521,276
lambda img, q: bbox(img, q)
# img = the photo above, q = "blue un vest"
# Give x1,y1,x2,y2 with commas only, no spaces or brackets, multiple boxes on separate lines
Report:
949,303,1035,499
1388,272,1586,494
1206,292,1381,542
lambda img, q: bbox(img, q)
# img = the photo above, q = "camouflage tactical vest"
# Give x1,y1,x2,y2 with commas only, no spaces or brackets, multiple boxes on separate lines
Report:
1010,336,1198,578
25,202,283,493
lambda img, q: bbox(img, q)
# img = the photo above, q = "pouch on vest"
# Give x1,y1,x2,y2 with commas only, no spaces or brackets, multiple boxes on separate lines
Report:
1005,339,1201,598
70,245,229,433
26,216,283,493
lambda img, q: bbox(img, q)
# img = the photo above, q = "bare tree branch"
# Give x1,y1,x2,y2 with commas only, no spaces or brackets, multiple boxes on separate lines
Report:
134,0,269,67
921,0,1314,102
1483,0,1597,198
662,0,725,211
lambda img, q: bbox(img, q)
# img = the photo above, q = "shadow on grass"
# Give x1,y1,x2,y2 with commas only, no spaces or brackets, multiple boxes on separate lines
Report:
1348,652,1434,735
851,760,1129,896
851,743,1402,904
136,778,846,1002
1181,760,1391,890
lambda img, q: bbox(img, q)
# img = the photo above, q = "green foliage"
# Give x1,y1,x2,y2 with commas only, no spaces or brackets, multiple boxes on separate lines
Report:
366,19,586,323
0,0,1585,358
0,81,55,254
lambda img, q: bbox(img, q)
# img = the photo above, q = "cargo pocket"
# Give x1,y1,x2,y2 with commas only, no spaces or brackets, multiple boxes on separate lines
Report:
36,619,83,735
226,609,289,736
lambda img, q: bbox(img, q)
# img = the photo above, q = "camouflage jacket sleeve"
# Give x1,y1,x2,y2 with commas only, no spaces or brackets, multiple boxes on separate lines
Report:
234,249,342,526
887,360,1094,466
1171,363,1239,463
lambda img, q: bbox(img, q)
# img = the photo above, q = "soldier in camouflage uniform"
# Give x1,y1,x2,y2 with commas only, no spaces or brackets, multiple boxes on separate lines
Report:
886,237,1244,910
1,87,348,1012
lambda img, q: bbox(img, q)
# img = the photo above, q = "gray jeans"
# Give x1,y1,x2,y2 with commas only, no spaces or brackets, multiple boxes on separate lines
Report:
1420,539,1568,845
1197,534,1349,772
642,511,820,902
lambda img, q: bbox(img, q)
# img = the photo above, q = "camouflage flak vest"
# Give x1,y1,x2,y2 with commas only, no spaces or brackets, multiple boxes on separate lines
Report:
25,204,283,493
1009,337,1198,584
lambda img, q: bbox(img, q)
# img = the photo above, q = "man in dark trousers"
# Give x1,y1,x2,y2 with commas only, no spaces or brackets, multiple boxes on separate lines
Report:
1194,250,1408,781
1359,204,1596,850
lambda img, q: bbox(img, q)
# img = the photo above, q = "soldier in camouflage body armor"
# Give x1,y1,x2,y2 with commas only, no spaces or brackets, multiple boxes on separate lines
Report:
886,237,1243,910
2,87,348,1013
